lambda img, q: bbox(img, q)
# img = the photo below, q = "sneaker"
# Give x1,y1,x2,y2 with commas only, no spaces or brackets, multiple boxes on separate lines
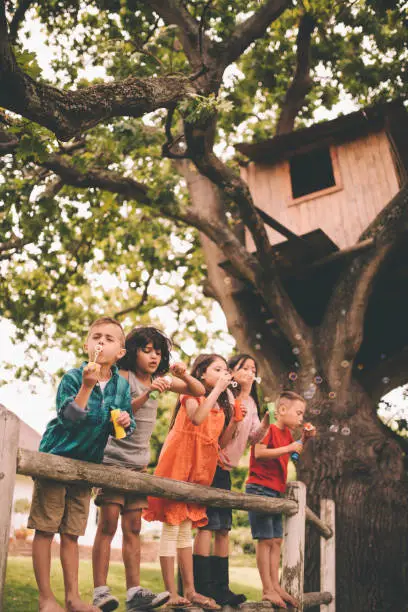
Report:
126,588,170,611
93,587,119,611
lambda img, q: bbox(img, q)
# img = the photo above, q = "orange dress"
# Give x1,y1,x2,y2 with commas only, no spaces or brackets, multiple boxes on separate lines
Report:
143,395,225,527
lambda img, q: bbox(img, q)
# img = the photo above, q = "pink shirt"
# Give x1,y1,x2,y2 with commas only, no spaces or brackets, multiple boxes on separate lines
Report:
218,396,269,471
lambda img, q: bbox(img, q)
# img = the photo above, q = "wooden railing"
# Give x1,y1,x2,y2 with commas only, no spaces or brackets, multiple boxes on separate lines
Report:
0,405,335,612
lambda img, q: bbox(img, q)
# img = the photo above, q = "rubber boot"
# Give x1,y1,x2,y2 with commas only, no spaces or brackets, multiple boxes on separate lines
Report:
193,554,215,599
211,555,247,606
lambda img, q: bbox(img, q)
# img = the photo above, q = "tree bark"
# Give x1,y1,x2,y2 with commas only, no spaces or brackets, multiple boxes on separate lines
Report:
298,368,408,611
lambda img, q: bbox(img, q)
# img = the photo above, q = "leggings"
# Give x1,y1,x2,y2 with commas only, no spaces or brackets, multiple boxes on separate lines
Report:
159,519,193,556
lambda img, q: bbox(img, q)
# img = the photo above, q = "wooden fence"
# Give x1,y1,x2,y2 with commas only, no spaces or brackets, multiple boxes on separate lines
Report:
0,405,335,612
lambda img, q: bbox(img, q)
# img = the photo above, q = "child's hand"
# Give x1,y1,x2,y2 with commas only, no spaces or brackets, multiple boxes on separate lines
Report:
82,363,101,388
151,377,172,394
215,371,233,392
170,362,187,378
232,368,254,388
288,441,303,454
116,411,131,428
302,423,317,443
240,402,248,418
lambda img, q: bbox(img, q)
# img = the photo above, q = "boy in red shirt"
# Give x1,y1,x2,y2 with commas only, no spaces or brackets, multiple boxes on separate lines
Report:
246,391,307,609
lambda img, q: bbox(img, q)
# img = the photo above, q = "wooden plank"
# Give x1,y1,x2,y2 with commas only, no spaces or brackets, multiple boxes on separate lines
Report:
305,506,333,540
282,481,306,610
224,593,333,611
17,449,298,516
0,405,20,612
320,499,336,612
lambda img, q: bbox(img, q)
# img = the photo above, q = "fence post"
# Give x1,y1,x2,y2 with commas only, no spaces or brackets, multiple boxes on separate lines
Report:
0,405,20,612
282,481,306,611
320,499,335,612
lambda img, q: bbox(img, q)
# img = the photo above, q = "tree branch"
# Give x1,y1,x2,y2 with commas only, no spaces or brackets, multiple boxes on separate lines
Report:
0,3,195,140
41,150,262,291
41,155,151,204
184,126,315,366
321,183,408,399
115,271,154,318
8,0,33,43
142,0,208,70
218,0,290,69
275,13,315,135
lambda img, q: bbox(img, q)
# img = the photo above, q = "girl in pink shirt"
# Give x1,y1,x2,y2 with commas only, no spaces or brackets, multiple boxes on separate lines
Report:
193,354,270,606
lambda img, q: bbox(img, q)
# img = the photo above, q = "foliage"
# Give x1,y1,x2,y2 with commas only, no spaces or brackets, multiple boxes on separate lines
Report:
13,498,31,514
1,0,407,374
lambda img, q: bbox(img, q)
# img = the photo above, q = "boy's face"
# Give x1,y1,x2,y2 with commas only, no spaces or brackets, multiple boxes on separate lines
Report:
84,323,126,365
280,399,306,430
136,342,162,375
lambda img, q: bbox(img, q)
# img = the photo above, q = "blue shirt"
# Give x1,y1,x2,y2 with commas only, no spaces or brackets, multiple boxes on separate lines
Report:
39,363,135,463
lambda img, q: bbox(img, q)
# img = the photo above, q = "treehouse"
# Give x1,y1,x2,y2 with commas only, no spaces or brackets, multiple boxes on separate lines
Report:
220,101,408,386
236,99,407,260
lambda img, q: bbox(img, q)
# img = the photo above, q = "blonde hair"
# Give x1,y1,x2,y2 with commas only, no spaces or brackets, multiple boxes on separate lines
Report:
275,390,306,416
88,317,125,347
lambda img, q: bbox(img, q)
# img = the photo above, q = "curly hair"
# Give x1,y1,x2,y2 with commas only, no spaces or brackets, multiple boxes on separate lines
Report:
117,326,172,375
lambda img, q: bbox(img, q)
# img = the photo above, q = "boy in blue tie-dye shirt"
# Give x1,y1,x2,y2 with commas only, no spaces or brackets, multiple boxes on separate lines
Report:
28,317,135,612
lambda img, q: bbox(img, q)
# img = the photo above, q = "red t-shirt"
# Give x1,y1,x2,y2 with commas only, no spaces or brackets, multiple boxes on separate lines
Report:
247,424,294,493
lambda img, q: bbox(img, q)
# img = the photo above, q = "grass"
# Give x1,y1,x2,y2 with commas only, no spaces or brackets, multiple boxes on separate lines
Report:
4,556,262,611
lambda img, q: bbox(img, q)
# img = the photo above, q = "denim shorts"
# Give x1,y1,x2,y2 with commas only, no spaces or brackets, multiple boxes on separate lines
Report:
199,466,232,532
245,483,283,540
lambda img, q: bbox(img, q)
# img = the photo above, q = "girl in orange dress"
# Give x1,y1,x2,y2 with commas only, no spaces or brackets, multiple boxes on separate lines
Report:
143,354,240,609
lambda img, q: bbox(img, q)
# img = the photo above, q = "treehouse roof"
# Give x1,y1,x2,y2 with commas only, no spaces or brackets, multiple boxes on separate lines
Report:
235,100,406,165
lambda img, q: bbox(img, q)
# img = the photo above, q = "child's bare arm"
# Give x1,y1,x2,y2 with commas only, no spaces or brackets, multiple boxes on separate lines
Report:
169,362,206,396
128,377,170,413
254,440,302,460
185,372,232,425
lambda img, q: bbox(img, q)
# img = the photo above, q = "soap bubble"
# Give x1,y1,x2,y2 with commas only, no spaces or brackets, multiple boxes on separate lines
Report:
329,424,339,433
314,376,323,384
255,344,261,350
341,360,349,368
292,347,300,355
382,377,390,384
341,426,351,436
329,391,336,399
289,372,298,381
255,376,262,384
294,362,300,368
357,364,364,370
310,367,317,375
295,334,302,340
304,389,315,400
311,408,321,415
341,309,346,316
255,333,262,339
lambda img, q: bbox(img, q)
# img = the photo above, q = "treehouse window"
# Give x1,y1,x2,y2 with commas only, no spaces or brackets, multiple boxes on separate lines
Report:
289,147,336,200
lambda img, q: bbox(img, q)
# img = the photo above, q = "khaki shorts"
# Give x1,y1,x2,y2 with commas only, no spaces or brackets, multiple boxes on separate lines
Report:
94,466,148,513
28,478,91,536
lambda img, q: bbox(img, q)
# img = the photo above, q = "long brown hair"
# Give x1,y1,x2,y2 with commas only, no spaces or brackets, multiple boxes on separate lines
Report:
169,353,233,430
227,353,261,417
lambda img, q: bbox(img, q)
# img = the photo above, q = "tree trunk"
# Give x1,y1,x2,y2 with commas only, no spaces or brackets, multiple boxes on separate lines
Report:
299,374,408,612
